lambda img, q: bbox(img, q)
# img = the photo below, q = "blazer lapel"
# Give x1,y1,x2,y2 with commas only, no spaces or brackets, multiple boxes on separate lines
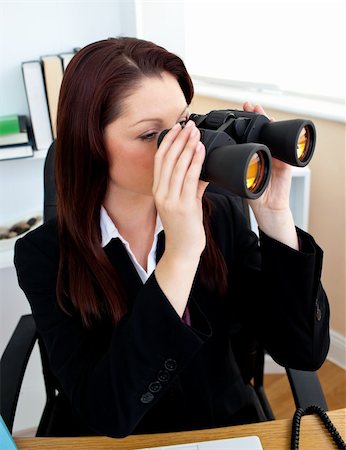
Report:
104,238,143,301
104,231,166,302
156,230,165,263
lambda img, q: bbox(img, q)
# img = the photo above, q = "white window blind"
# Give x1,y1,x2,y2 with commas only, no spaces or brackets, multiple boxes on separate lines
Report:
183,0,345,102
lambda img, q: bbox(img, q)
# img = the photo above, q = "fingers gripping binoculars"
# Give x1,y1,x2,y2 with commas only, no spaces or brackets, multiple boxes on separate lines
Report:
158,109,316,199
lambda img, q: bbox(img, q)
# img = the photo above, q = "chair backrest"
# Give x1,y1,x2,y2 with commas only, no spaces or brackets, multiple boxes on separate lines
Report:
43,141,57,222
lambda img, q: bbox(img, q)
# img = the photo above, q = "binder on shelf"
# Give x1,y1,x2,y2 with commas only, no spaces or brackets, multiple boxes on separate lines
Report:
59,51,75,71
0,115,29,146
22,60,53,151
41,55,64,138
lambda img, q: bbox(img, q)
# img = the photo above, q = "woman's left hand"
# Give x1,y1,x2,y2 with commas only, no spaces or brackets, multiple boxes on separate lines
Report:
243,102,299,250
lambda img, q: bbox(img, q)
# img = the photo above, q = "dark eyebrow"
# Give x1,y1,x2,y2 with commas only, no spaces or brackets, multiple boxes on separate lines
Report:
130,105,188,127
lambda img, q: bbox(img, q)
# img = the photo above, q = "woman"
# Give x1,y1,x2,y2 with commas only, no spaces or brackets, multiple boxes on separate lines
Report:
14,37,329,437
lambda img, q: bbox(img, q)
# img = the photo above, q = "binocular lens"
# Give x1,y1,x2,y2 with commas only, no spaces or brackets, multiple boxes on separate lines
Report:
297,126,311,162
246,152,267,193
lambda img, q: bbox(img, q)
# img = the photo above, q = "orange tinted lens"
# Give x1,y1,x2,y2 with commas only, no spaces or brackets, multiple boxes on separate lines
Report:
246,153,265,192
297,127,310,161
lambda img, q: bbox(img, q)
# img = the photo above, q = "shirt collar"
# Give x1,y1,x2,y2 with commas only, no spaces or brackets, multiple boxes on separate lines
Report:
100,206,163,248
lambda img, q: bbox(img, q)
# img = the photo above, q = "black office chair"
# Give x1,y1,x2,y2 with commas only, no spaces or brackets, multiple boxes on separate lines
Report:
0,141,328,435
0,315,58,435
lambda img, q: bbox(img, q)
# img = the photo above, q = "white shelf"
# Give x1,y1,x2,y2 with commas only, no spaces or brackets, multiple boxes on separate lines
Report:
0,217,43,269
0,248,15,269
0,147,47,268
0,147,48,163
33,148,49,159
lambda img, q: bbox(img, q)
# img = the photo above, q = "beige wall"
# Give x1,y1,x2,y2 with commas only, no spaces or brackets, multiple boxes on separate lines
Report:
191,95,346,337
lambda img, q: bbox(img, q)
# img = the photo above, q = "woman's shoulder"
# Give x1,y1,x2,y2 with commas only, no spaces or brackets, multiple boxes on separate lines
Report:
15,217,58,250
14,218,59,275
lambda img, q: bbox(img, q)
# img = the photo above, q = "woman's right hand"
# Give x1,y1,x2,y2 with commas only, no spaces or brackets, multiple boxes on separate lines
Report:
153,120,208,260
153,120,208,316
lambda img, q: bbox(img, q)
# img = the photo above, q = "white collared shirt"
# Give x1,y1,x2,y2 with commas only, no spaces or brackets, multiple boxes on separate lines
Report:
100,206,164,283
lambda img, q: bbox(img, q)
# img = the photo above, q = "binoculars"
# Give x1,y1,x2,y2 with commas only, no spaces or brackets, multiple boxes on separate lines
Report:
158,109,316,199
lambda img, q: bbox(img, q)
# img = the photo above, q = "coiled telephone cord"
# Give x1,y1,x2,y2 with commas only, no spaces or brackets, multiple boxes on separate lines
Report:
291,405,346,449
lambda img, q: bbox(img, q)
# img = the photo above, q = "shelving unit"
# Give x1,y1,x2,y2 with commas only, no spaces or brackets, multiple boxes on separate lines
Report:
0,149,48,269
0,216,44,270
0,245,22,270
0,0,133,436
33,149,48,160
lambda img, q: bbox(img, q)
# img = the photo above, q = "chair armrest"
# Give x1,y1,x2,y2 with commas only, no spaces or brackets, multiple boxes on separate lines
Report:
0,315,38,432
286,367,328,411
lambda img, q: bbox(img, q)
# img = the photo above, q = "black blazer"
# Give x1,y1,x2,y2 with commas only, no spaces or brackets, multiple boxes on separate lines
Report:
14,192,330,437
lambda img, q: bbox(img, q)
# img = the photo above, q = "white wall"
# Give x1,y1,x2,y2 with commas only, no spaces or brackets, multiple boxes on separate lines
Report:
135,0,185,59
0,0,137,116
183,0,345,101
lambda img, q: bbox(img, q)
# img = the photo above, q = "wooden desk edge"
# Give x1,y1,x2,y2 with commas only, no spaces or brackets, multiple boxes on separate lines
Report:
15,408,346,450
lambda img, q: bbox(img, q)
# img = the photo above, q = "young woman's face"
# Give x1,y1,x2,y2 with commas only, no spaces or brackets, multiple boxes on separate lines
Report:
104,72,189,198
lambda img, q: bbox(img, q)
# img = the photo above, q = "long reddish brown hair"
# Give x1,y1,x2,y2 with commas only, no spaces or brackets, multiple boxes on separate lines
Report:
55,37,227,328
